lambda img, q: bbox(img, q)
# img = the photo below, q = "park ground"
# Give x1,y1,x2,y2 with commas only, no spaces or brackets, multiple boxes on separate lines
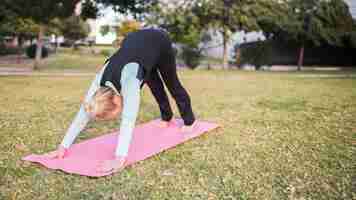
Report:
0,50,355,200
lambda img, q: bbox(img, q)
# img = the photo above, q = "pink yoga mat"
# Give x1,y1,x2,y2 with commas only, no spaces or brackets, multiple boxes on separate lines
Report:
22,119,219,177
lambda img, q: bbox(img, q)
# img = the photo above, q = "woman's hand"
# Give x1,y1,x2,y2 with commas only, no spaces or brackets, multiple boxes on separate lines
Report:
45,145,68,159
96,156,127,173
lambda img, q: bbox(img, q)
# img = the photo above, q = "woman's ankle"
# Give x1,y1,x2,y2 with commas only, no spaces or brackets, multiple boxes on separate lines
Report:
162,117,174,122
184,119,196,127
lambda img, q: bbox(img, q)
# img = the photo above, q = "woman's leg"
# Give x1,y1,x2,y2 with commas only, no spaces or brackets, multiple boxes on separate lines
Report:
145,69,174,122
157,48,195,126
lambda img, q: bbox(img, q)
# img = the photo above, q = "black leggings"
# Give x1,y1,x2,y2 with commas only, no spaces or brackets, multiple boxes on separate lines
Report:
145,48,195,126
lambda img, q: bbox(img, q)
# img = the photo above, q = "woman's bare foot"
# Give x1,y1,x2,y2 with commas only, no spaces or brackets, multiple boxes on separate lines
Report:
157,119,174,128
181,121,197,133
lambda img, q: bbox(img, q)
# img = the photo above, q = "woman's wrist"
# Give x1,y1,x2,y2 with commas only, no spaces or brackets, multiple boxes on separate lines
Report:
114,155,127,161
58,145,68,151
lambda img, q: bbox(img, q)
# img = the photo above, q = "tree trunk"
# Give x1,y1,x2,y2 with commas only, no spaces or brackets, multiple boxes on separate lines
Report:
222,32,229,70
236,48,241,68
18,36,24,48
34,25,45,70
297,45,304,71
16,35,22,64
54,35,58,53
57,36,60,50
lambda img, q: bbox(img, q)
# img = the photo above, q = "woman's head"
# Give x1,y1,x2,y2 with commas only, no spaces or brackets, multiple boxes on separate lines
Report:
84,87,122,120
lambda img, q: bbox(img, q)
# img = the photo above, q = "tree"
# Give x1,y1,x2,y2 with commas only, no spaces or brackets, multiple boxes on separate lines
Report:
0,4,38,44
79,0,158,21
47,18,65,52
5,0,81,69
59,16,90,49
258,0,354,70
0,3,14,39
5,0,156,69
93,0,158,19
313,0,354,46
145,1,208,68
191,0,271,69
291,0,325,70
146,1,204,47
0,17,39,46
12,18,39,46
146,0,274,69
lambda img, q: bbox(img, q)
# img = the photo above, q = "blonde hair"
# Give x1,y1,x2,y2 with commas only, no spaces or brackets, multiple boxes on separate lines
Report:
84,87,118,120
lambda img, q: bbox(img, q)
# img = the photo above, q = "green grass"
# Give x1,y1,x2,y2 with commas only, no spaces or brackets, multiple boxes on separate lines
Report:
40,48,112,72
0,69,355,200
37,49,224,72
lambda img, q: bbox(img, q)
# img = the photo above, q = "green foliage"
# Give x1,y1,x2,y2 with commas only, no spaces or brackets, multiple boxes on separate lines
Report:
4,0,80,24
146,4,206,69
81,0,99,19
147,0,274,68
181,46,202,69
258,0,355,47
59,16,90,46
85,0,157,19
239,41,272,70
0,3,38,41
192,0,264,33
117,20,141,38
169,14,203,48
146,2,205,48
26,44,48,59
47,18,64,36
4,0,82,69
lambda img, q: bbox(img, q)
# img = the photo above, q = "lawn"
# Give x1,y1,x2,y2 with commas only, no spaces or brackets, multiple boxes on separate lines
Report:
4,47,222,72
40,47,112,72
0,69,355,199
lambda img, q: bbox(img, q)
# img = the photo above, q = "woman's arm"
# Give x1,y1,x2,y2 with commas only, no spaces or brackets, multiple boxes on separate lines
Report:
60,64,108,148
115,63,142,157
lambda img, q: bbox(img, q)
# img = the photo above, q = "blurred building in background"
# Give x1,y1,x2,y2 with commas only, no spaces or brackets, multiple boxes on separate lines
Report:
202,30,265,61
87,7,120,45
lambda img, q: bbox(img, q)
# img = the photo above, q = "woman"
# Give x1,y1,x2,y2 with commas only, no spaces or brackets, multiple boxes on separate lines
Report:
47,29,196,173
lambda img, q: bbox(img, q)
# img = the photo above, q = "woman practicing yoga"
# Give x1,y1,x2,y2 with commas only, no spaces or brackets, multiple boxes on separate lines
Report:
47,28,196,173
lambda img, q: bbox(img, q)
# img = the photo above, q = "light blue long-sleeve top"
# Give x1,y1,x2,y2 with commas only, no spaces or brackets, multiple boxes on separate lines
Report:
60,62,142,157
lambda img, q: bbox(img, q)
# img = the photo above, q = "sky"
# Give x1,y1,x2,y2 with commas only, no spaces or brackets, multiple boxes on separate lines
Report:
346,0,356,18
